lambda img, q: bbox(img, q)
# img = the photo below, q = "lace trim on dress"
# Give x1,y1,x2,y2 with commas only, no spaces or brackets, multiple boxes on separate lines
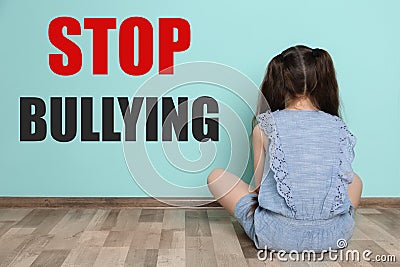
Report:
256,111,297,215
331,117,357,213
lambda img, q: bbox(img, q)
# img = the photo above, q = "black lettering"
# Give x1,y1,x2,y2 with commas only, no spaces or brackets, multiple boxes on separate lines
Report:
162,97,188,141
102,97,121,141
50,97,77,142
146,97,158,141
192,96,219,141
20,97,47,141
118,97,143,141
81,97,100,141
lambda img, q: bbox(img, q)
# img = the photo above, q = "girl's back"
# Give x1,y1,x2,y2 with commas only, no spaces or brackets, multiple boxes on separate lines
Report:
246,109,357,251
208,45,363,253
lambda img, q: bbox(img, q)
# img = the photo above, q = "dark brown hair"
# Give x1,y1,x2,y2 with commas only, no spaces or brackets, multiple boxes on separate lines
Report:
247,46,341,214
256,45,340,118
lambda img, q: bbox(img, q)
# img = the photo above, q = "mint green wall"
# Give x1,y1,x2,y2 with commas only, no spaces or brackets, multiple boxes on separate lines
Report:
0,0,399,197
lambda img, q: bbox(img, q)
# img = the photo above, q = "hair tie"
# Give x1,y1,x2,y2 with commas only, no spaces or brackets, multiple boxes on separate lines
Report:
312,48,320,57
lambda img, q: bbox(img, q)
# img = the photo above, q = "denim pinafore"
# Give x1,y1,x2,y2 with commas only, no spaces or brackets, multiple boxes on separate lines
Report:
234,110,357,252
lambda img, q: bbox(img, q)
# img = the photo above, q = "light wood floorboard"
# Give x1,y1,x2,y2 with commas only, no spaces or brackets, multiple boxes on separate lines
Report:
0,208,398,266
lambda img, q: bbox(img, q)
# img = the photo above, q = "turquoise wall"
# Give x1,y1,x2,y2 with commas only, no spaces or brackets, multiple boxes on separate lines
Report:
0,0,399,197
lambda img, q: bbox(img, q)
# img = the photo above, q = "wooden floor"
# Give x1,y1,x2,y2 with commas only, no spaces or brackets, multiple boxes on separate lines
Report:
0,208,398,266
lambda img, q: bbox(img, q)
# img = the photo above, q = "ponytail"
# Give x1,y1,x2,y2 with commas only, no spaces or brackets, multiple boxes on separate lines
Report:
256,45,340,121
259,55,286,113
310,48,340,117
252,55,286,129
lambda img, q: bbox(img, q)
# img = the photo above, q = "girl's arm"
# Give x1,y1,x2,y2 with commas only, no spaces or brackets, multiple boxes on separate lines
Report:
348,173,363,210
252,124,267,193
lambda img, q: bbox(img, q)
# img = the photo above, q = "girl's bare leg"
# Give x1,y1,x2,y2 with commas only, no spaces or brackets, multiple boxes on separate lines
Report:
348,173,363,210
207,168,256,216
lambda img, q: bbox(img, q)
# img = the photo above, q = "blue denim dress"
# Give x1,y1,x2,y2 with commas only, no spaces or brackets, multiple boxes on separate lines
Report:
234,110,357,252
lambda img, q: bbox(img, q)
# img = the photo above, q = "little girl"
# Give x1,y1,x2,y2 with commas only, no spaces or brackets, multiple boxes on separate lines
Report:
207,45,363,252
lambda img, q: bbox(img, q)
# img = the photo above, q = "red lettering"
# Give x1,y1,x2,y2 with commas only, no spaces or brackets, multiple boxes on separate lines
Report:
119,17,153,76
48,17,82,76
48,17,191,76
159,18,191,74
84,18,117,75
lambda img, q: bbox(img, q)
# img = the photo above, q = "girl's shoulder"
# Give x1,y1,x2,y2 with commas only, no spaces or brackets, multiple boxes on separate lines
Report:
271,109,357,143
272,109,337,119
257,109,355,139
271,109,350,127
